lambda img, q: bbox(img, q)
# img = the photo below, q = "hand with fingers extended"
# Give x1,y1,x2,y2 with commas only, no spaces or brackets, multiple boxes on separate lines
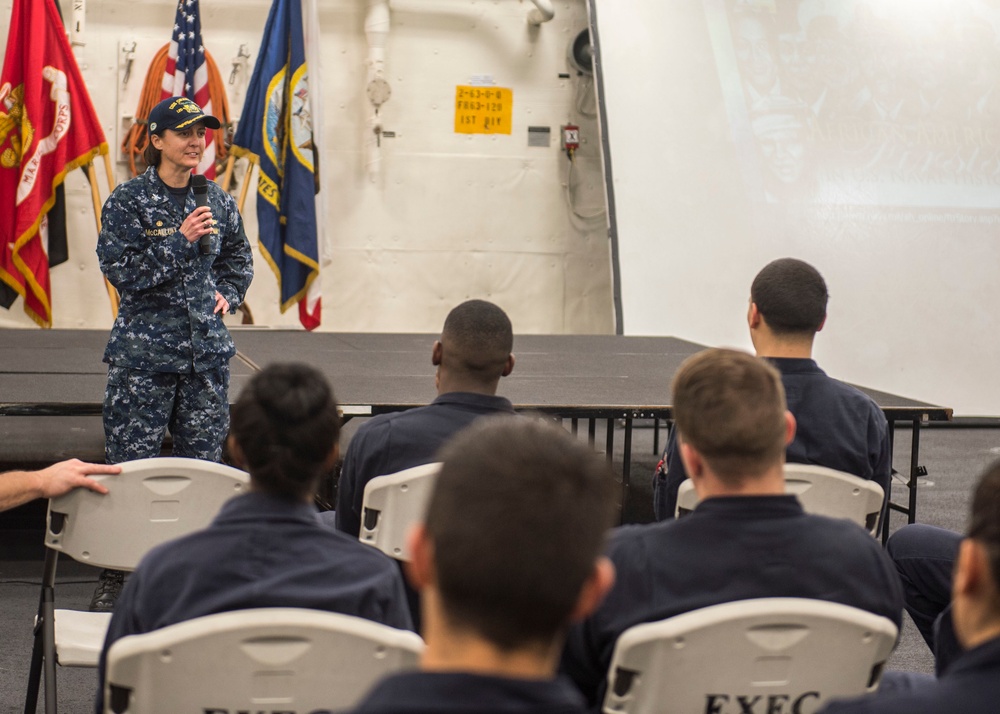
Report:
0,459,122,512
214,291,230,315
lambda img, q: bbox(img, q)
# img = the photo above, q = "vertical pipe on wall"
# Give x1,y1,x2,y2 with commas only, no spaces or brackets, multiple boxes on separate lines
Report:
365,0,391,182
69,0,86,46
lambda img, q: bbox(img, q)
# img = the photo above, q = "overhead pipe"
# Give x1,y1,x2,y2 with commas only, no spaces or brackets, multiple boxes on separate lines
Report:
526,0,555,25
384,0,554,27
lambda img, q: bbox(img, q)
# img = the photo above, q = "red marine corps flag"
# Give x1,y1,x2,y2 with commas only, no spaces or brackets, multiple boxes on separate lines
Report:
0,0,108,327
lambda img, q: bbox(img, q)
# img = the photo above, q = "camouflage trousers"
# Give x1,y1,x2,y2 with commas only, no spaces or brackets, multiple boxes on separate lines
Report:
103,365,230,464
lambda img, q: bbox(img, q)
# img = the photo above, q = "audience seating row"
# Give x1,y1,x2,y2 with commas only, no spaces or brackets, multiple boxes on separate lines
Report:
26,457,894,714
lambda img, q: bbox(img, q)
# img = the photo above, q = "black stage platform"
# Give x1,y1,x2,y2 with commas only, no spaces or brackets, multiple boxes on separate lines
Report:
0,328,952,532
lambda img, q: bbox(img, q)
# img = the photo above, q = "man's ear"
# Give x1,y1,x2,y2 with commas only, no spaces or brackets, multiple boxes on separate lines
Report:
404,524,435,592
679,440,703,480
568,556,615,623
784,411,797,447
431,340,443,367
954,538,988,601
816,315,827,332
501,353,515,377
748,301,762,329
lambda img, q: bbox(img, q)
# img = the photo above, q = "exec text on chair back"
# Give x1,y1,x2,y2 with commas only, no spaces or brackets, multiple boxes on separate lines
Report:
104,608,424,714
675,465,885,536
26,458,249,714
603,598,897,714
359,462,442,561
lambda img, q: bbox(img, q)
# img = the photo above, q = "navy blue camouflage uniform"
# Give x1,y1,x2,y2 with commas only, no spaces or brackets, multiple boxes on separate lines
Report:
97,166,253,464
653,357,891,520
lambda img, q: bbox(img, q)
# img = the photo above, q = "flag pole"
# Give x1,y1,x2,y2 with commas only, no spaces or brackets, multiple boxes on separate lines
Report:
102,153,116,194
220,153,236,192
236,157,256,213
85,162,120,317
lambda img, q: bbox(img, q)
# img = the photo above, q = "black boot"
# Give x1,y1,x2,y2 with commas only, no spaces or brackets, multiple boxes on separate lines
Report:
89,569,125,612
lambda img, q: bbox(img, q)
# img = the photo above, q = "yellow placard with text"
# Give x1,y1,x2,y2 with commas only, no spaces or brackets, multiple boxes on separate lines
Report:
454,86,512,135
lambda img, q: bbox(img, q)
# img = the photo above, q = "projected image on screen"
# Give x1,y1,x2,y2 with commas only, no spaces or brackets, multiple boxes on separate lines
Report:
707,0,1000,209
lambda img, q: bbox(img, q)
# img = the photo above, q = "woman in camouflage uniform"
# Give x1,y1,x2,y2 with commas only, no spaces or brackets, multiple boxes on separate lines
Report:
93,96,253,610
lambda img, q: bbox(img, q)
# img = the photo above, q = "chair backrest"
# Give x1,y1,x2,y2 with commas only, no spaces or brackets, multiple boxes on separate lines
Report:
675,464,885,535
603,598,897,714
359,462,442,561
103,608,424,714
675,478,700,518
46,457,249,571
783,464,884,535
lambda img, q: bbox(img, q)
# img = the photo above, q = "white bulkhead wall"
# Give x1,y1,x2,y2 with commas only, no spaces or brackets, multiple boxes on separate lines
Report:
0,0,613,333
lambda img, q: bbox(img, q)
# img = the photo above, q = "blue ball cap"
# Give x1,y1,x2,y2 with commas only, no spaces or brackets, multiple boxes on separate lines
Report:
147,96,221,135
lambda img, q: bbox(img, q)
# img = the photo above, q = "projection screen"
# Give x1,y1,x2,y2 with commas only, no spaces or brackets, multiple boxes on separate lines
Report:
591,0,1000,415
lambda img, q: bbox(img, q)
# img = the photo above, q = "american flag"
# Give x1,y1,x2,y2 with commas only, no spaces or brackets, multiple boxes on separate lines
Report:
162,0,215,179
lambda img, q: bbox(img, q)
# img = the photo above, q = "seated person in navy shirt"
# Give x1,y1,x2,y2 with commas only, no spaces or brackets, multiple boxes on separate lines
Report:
349,417,617,714
822,460,1000,714
95,363,412,713
885,522,964,674
653,258,890,520
561,349,903,710
335,299,516,538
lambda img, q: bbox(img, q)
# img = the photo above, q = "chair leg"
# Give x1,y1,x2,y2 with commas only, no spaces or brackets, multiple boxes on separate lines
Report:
42,586,58,714
23,611,44,714
24,584,57,714
26,549,60,714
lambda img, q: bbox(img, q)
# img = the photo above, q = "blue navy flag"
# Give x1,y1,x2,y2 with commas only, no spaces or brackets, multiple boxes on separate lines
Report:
232,0,320,329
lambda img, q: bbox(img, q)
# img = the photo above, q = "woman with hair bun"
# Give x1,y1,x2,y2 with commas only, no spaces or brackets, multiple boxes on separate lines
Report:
94,363,413,713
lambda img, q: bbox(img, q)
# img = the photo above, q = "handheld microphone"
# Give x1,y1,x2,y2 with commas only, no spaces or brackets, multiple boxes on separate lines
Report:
192,175,211,255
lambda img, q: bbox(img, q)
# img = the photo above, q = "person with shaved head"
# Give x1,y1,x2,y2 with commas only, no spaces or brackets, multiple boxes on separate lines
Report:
334,299,516,539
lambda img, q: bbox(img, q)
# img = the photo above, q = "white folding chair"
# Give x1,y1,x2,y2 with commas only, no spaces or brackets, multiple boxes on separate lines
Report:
103,608,424,714
675,478,701,518
359,462,442,561
603,598,898,714
25,457,250,714
675,464,885,535
783,464,885,536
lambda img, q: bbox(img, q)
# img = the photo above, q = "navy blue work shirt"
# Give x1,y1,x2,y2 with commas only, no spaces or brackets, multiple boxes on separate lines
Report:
653,358,891,520
560,496,904,710
98,166,253,374
349,671,589,714
820,636,1000,714
96,491,413,713
335,391,516,537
